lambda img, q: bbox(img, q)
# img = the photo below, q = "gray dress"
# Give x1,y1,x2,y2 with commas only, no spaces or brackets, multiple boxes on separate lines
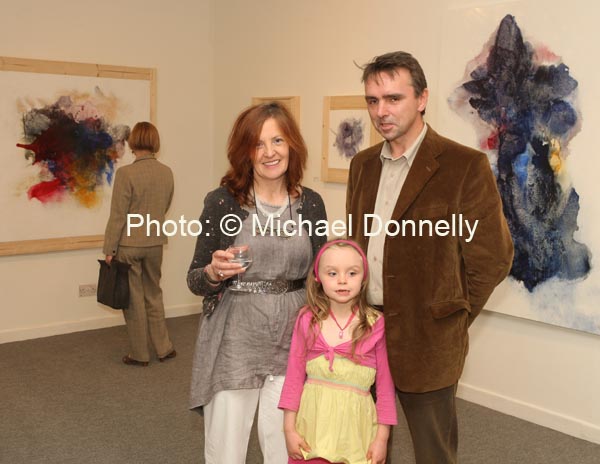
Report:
189,198,312,409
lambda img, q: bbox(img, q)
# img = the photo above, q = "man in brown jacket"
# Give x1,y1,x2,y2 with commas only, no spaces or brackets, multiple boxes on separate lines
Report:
347,51,514,463
103,122,175,366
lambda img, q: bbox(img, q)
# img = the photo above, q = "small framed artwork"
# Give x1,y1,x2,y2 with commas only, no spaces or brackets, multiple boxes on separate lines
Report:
321,95,382,183
0,56,155,256
251,96,300,123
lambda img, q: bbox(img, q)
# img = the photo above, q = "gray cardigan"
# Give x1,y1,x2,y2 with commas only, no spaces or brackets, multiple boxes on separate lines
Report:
187,186,327,316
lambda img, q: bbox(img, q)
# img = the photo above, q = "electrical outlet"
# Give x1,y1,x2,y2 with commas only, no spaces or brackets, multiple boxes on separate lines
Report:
79,284,97,297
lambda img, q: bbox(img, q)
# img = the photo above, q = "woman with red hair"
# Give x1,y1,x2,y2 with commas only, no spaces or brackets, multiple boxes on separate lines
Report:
187,102,327,464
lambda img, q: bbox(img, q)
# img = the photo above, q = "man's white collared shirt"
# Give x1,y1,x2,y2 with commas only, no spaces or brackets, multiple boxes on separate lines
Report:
366,125,428,305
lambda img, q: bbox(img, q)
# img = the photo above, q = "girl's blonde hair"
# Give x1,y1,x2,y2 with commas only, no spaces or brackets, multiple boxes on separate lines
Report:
305,240,380,356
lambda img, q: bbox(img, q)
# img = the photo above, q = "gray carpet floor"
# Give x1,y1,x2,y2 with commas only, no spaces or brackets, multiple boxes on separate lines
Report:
1,314,598,463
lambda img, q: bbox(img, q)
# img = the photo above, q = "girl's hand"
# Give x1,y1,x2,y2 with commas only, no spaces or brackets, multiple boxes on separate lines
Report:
284,429,311,461
366,436,388,464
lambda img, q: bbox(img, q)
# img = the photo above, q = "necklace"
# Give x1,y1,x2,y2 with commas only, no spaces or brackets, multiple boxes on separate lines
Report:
252,188,293,238
253,189,291,218
329,309,356,339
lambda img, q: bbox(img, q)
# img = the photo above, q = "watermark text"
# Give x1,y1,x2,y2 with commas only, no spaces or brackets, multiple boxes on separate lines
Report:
126,213,479,242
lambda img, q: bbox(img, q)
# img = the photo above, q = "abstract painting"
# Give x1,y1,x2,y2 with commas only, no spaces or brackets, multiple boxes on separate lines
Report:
332,116,365,159
0,57,154,256
438,6,600,334
16,92,130,208
450,14,588,291
321,96,382,183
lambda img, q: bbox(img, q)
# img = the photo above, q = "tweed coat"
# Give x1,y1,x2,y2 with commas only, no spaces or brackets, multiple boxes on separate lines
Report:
103,154,174,255
346,125,514,393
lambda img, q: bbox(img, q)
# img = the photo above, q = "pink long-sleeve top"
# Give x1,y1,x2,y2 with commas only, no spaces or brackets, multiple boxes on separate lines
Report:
279,307,398,425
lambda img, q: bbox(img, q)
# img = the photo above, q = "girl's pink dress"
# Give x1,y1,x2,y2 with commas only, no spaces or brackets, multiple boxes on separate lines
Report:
279,307,397,464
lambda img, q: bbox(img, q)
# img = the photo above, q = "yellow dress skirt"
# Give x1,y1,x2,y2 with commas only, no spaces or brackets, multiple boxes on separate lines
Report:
294,354,378,464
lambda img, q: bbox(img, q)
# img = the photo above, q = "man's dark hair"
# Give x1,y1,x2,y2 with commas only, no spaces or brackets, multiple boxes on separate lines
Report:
360,51,428,98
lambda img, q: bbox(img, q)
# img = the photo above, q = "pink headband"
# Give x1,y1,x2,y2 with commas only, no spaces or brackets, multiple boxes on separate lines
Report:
313,239,368,283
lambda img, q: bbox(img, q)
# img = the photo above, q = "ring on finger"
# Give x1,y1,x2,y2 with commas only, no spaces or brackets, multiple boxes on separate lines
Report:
217,269,225,278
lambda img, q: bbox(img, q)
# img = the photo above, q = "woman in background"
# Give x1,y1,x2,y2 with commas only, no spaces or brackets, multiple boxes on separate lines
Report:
187,102,327,463
103,121,176,367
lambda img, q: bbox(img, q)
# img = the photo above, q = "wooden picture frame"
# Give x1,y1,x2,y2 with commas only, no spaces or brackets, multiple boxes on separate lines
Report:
321,95,382,183
0,56,155,256
251,96,300,123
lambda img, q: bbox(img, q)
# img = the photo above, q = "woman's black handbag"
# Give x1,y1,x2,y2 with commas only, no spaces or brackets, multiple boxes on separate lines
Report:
97,259,131,309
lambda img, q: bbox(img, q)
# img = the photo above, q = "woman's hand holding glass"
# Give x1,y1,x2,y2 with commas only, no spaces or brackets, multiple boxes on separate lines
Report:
208,247,248,283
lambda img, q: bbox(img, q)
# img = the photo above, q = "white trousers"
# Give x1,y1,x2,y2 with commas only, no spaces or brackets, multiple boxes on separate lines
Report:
203,375,288,464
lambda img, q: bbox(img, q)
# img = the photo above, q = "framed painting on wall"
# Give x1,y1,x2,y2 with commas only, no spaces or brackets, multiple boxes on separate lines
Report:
437,5,600,334
251,96,300,123
0,56,155,256
321,95,382,183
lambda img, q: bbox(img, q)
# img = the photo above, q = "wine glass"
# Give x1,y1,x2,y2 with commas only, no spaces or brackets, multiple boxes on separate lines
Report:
228,245,253,291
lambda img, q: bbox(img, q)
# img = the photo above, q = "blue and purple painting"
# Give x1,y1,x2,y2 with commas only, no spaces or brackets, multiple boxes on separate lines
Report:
333,118,365,159
450,14,591,294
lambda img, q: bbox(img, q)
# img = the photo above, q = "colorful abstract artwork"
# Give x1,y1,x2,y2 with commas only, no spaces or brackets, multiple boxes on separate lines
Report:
450,14,589,291
0,57,153,256
16,91,130,208
438,8,600,334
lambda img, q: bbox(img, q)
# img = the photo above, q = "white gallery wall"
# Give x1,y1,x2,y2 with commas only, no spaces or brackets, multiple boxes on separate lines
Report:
0,0,213,340
212,0,600,444
0,0,598,446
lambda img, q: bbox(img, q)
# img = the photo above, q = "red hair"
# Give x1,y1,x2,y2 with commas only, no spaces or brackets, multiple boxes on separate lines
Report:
221,102,307,206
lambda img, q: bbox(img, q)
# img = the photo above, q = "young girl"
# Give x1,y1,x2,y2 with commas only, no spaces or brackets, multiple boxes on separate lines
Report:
279,239,397,464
